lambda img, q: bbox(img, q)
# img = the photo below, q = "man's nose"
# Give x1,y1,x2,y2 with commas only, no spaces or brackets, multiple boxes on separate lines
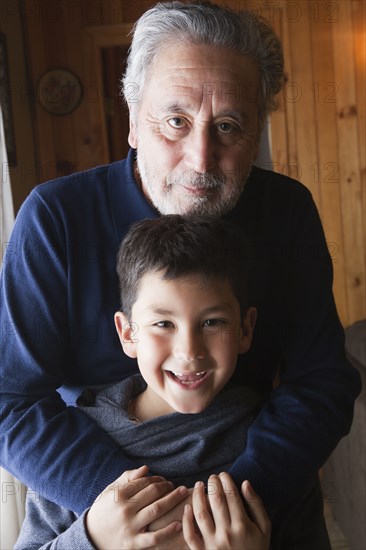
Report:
173,329,205,363
185,126,216,174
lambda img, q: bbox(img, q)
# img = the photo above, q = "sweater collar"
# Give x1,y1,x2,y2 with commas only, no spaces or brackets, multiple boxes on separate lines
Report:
107,148,159,240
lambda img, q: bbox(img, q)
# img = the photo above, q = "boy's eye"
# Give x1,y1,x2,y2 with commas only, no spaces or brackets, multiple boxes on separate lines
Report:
154,321,174,329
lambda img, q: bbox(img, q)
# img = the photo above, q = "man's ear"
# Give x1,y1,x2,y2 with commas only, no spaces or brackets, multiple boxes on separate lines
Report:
238,307,257,354
114,311,138,358
128,111,138,149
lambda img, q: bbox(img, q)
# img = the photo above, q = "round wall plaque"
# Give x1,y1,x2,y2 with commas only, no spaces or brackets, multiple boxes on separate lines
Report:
37,69,82,115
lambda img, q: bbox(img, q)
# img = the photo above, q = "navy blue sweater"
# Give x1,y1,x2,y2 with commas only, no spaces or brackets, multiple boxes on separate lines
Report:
0,149,361,516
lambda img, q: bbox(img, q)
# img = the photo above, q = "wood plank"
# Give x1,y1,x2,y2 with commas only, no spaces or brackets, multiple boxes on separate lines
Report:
285,1,320,202
100,0,124,24
278,2,298,182
266,9,289,171
85,24,133,47
42,0,80,179
83,20,133,166
64,0,109,170
351,0,366,171
310,2,348,325
332,0,365,325
351,0,366,314
22,0,57,182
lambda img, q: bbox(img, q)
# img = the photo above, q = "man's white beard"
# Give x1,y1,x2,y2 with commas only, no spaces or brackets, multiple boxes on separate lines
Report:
136,148,251,217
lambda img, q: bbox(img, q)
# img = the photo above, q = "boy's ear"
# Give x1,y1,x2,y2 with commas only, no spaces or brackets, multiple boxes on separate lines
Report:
114,311,138,358
238,307,257,354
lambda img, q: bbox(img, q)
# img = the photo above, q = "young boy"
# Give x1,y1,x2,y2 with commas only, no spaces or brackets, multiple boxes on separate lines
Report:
15,215,325,549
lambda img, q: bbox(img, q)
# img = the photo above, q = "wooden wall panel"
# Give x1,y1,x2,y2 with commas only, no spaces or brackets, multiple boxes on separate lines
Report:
263,0,365,326
20,0,365,326
68,1,111,170
285,2,321,203
310,6,347,322
332,0,365,324
22,1,57,180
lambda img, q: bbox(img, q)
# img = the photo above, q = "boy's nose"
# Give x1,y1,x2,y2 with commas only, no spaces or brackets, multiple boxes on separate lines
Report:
173,330,205,363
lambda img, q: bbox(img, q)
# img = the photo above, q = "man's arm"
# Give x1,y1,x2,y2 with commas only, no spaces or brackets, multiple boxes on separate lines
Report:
15,467,187,550
14,492,93,550
0,190,133,514
228,186,361,517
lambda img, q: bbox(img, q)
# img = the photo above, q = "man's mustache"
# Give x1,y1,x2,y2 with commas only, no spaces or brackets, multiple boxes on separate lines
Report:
167,171,225,189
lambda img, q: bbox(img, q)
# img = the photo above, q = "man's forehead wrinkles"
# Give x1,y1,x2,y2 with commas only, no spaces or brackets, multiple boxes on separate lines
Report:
155,82,245,109
156,63,245,81
167,85,197,95
157,101,191,115
161,60,244,71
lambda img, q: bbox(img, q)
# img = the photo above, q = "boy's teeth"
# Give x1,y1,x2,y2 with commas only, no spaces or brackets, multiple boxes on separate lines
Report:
172,371,206,377
169,370,208,385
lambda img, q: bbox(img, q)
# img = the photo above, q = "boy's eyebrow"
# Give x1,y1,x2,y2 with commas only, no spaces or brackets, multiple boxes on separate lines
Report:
147,303,235,316
148,307,174,316
200,303,236,315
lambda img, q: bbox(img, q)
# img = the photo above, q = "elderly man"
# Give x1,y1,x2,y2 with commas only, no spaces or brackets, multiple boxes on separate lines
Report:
0,0,360,545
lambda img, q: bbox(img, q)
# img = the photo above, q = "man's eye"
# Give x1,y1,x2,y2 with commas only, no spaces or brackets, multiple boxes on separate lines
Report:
203,319,224,328
167,117,186,129
217,122,235,133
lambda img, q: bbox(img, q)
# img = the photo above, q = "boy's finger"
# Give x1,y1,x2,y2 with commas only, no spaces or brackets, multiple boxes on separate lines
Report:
207,475,230,526
217,472,246,523
242,480,271,534
192,481,215,535
183,504,204,550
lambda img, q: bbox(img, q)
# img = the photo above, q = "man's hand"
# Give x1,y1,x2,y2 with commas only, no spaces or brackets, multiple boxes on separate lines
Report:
182,473,271,550
86,465,188,549
147,488,193,549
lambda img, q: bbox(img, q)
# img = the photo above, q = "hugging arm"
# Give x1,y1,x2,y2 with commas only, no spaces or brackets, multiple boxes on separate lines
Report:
228,188,361,515
0,190,135,514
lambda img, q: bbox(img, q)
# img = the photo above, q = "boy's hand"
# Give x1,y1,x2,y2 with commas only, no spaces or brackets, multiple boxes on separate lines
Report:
182,473,271,550
86,465,188,549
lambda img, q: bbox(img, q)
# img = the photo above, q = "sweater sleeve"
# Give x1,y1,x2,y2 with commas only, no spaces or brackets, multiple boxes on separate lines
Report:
228,188,361,517
14,492,94,550
0,190,135,514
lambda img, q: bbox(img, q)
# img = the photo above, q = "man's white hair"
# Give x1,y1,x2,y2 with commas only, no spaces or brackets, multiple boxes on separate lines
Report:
121,1,284,126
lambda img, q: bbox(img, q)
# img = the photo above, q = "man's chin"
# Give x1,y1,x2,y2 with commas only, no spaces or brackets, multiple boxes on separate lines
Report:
151,193,238,217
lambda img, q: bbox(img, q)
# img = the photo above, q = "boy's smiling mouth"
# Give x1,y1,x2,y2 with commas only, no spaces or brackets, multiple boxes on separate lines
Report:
167,370,209,387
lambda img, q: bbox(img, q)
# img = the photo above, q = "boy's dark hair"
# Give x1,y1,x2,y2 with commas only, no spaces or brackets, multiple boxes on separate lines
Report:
116,215,251,319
